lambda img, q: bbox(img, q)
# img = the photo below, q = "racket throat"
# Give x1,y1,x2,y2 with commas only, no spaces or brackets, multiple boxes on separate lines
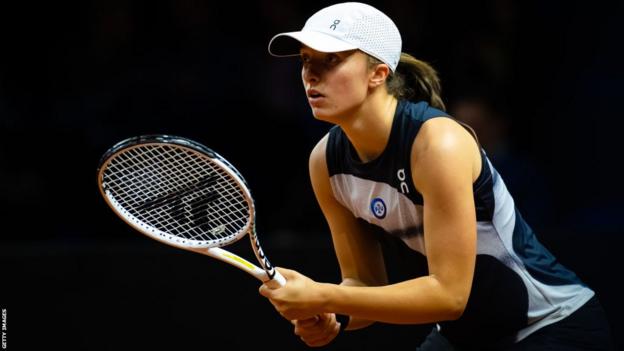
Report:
249,225,276,279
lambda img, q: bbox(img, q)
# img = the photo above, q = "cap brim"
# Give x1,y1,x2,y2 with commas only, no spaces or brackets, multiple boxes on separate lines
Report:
268,31,358,57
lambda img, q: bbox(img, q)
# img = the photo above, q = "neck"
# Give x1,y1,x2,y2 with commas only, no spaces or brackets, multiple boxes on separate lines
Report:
339,92,398,163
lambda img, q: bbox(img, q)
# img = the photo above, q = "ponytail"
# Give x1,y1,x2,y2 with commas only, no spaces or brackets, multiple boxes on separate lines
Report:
369,53,446,111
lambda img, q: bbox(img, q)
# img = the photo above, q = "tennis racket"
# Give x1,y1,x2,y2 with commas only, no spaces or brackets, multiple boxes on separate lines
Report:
96,134,286,288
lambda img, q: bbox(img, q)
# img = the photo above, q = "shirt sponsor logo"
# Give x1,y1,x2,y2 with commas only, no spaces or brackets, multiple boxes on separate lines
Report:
397,168,409,194
370,197,387,219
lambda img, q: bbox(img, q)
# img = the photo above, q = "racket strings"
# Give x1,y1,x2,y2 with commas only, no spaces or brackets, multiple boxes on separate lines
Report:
108,147,245,242
152,168,249,238
103,144,250,245
145,146,248,237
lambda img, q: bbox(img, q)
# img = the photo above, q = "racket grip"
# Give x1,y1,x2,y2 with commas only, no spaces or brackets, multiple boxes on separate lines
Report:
265,269,287,289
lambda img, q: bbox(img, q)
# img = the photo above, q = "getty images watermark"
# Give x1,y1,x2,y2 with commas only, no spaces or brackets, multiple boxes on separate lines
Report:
2,308,6,349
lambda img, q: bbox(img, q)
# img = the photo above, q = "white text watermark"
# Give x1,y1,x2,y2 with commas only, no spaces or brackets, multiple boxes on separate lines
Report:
2,308,6,349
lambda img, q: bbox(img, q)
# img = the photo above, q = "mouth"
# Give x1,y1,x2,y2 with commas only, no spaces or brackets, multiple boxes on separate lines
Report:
307,89,325,100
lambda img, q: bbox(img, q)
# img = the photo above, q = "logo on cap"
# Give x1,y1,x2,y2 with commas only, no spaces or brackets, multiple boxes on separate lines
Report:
330,19,340,30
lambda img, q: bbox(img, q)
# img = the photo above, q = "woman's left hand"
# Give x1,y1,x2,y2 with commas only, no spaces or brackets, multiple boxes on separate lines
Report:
258,267,327,321
292,313,341,347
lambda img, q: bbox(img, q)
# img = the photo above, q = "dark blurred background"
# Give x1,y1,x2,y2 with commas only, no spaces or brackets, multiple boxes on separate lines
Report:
1,0,623,349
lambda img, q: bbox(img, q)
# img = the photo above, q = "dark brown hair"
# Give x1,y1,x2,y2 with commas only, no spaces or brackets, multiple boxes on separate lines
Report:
369,53,446,111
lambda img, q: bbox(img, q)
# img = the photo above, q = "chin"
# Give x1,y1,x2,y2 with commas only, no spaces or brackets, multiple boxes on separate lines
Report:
310,107,342,124
311,111,335,124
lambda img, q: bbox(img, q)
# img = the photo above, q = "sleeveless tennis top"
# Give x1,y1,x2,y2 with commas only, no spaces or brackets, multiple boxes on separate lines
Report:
325,99,594,343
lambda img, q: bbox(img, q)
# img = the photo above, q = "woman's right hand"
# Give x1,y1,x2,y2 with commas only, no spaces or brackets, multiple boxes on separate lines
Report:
292,313,341,347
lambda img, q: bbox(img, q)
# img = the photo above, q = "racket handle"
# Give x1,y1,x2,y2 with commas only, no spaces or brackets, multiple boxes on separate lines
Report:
265,269,286,289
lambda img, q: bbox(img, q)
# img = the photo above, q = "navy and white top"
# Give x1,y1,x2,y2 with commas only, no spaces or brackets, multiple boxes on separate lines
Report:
325,99,594,343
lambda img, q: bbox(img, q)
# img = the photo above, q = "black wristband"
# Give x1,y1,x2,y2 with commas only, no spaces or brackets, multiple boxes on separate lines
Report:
335,314,349,332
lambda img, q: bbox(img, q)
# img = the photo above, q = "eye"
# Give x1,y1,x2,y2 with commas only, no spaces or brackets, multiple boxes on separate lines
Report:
324,54,339,65
299,53,311,64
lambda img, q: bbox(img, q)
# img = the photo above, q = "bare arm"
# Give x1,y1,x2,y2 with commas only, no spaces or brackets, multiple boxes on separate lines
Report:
259,134,387,347
261,118,479,326
320,117,479,323
308,134,388,330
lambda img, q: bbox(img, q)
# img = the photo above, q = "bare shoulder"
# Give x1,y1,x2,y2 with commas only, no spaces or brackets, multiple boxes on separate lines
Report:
309,133,329,175
414,117,476,152
412,117,481,185
307,132,356,223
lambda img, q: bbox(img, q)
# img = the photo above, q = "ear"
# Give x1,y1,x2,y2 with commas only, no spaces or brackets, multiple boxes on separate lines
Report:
368,64,390,88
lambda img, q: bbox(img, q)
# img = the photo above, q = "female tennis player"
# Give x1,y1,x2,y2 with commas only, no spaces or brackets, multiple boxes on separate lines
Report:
259,3,613,350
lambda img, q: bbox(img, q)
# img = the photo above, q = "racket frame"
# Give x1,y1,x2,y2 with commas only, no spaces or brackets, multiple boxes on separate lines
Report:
97,135,285,287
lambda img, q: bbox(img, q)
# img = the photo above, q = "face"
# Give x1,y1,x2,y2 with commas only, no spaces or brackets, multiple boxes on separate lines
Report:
299,46,373,123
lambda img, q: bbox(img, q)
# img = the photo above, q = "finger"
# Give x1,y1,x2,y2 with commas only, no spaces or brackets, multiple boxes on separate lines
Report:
294,314,331,338
297,316,321,327
320,314,338,335
303,331,335,348
311,313,334,336
258,284,271,298
294,321,319,337
258,284,278,299
294,323,322,338
303,320,340,347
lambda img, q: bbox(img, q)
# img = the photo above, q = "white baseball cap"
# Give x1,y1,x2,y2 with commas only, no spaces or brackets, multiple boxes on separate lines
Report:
268,2,402,72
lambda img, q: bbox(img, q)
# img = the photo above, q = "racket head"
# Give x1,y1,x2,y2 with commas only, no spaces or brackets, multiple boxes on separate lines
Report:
97,135,255,250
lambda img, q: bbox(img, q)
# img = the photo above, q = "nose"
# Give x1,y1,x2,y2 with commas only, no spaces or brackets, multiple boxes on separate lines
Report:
302,64,320,85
